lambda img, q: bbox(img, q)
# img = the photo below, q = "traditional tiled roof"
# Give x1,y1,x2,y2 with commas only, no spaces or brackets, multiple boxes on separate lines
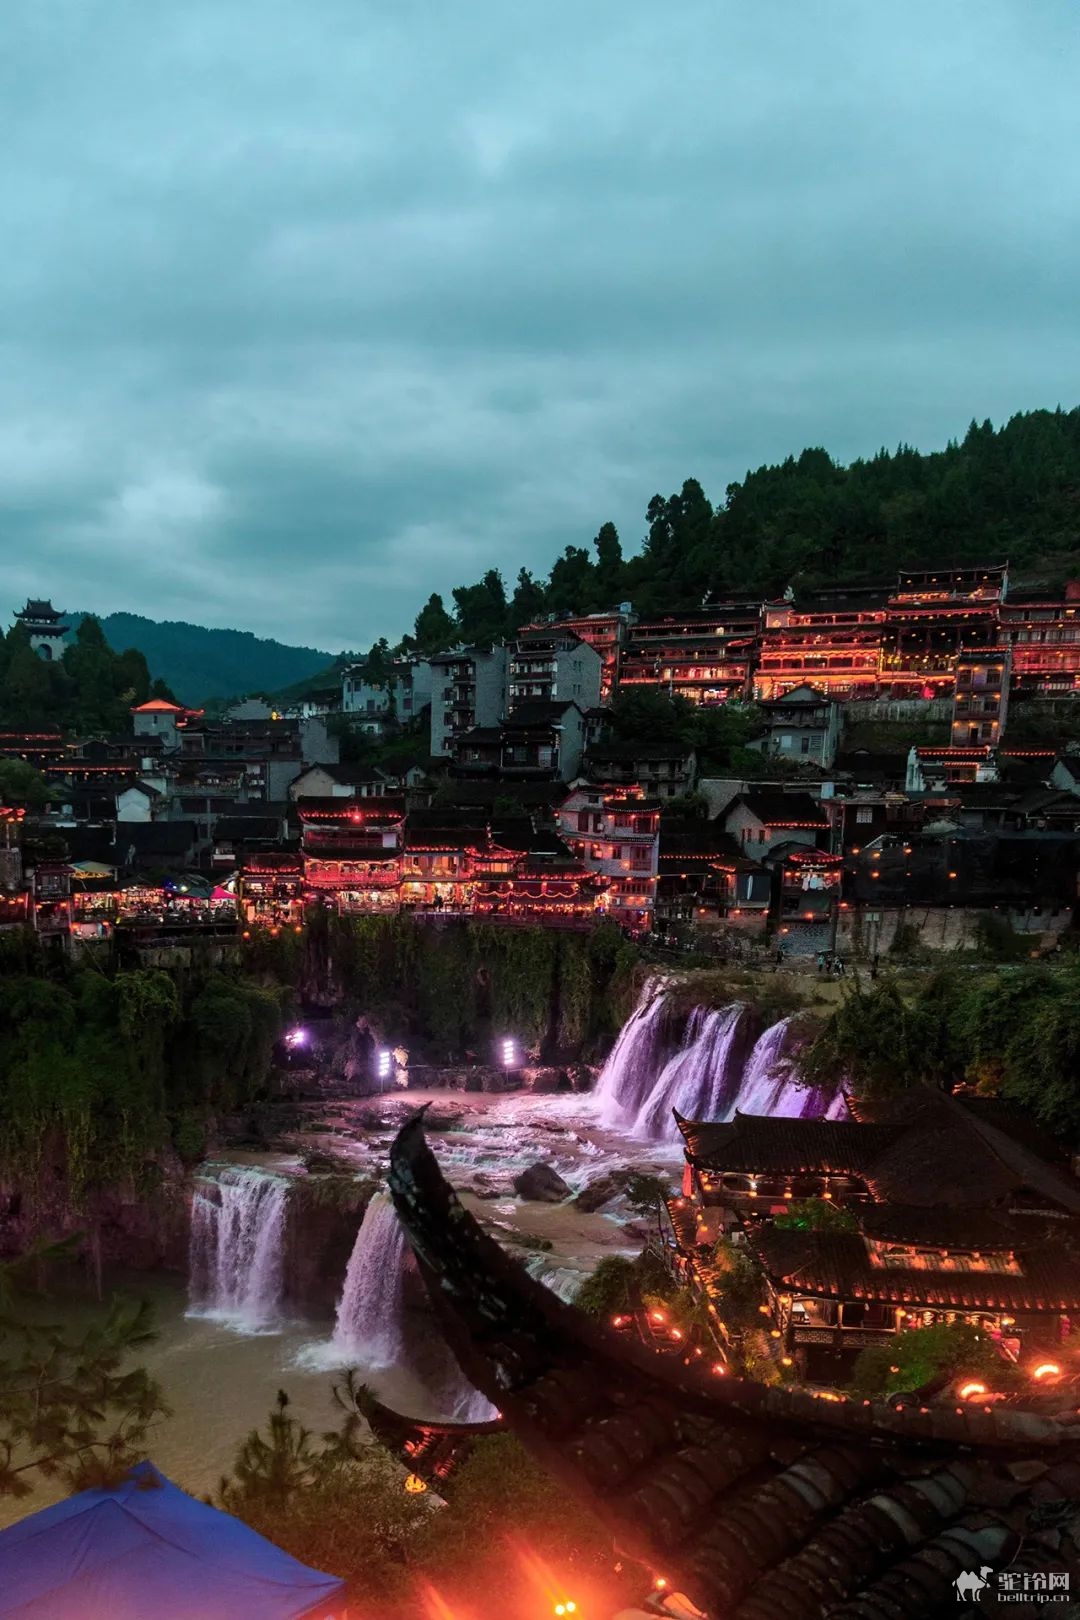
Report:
676,1114,896,1177
678,1095,1080,1215
504,700,580,728
749,1225,1080,1314
386,1116,1080,1618
730,790,828,828
856,1204,1024,1250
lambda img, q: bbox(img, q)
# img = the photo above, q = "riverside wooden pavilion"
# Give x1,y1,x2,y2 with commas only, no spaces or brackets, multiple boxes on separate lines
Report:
673,1093,1080,1383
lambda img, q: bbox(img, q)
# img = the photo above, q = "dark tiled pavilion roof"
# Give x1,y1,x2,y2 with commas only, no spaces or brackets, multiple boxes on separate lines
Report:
749,1225,1080,1315
677,1095,1080,1213
387,1115,1080,1619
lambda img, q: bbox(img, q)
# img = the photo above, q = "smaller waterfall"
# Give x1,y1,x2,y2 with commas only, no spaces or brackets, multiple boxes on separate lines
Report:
333,1192,499,1422
332,1192,409,1368
188,1167,288,1332
594,979,672,1128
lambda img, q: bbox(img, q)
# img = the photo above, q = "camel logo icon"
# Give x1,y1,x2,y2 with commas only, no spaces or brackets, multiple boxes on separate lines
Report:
955,1567,994,1601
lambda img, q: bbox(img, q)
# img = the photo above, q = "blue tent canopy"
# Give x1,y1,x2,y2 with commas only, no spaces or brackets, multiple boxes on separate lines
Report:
0,1462,347,1619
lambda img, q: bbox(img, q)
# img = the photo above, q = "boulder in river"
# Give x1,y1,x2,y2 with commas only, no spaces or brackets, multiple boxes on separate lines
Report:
573,1168,638,1213
513,1162,571,1203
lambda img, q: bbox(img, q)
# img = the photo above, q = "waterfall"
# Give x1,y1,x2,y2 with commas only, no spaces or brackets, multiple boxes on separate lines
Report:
632,1004,751,1140
595,982,847,1142
736,1017,806,1116
594,979,673,1129
332,1192,410,1368
188,1167,288,1332
333,1192,498,1422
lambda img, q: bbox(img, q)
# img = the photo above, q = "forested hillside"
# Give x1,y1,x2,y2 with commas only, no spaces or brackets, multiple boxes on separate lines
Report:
67,612,332,706
399,407,1080,657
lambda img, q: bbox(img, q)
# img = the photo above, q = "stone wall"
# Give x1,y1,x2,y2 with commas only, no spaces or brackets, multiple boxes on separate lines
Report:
835,904,1072,956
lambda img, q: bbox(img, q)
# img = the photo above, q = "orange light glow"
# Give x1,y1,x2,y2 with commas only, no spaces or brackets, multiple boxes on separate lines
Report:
655,1576,669,1590
651,1310,666,1323
1032,1361,1062,1381
958,1380,987,1400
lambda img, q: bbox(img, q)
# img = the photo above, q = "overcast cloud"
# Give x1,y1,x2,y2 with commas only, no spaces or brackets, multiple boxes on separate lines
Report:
2,1,1078,651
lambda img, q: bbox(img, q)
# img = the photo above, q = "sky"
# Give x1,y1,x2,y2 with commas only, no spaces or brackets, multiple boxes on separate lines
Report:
3,2,1079,654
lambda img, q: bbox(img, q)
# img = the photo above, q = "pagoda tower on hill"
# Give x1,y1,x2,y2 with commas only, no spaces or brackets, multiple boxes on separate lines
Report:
13,599,68,661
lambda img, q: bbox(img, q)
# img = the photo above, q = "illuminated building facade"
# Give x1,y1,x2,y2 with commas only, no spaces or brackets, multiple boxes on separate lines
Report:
756,598,887,699
299,796,406,912
517,608,635,703
238,851,304,929
1001,581,1080,693
557,783,660,930
507,627,602,711
620,605,758,705
674,1094,1080,1379
950,645,1011,747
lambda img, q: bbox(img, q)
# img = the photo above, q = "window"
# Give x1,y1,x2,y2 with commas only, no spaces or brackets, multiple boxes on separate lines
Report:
856,806,873,824
779,733,793,749
800,735,812,755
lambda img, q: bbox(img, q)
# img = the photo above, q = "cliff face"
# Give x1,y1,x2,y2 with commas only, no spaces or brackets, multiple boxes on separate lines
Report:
281,1177,378,1315
0,1138,192,1278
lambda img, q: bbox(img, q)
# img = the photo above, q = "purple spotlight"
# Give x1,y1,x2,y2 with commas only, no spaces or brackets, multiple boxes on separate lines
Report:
285,1026,307,1049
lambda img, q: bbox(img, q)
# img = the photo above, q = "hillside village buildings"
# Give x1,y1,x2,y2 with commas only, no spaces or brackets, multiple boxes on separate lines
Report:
8,569,1080,951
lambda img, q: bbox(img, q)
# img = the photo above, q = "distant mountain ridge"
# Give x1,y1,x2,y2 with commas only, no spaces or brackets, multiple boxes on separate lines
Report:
67,611,334,706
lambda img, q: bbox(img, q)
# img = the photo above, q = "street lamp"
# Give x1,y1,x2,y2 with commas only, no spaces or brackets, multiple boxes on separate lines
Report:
285,1027,307,1050
499,1036,518,1084
377,1048,393,1088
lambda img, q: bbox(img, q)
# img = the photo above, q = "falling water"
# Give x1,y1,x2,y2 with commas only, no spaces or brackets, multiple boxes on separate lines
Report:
632,1004,752,1139
188,1167,288,1332
332,1192,409,1368
333,1192,498,1422
595,982,847,1141
594,979,674,1129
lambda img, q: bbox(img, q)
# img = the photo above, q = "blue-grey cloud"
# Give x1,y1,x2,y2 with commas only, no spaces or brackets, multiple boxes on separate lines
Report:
1,1,1078,650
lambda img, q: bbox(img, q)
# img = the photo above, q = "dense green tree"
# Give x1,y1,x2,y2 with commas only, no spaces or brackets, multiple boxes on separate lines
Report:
1,627,59,727
773,1198,858,1232
451,569,507,644
850,1322,1013,1399
0,1259,167,1498
114,646,152,707
362,637,394,688
412,593,456,655
609,689,696,750
64,616,122,732
508,567,547,629
592,520,624,603
0,758,51,810
547,545,595,613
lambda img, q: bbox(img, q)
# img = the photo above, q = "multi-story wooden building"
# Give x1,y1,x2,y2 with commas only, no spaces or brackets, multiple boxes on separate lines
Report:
557,783,660,930
620,605,759,705
517,608,635,703
674,1093,1080,1380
